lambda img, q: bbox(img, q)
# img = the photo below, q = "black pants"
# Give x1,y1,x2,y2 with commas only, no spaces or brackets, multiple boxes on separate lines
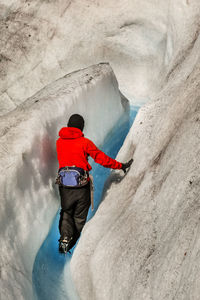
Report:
58,183,91,250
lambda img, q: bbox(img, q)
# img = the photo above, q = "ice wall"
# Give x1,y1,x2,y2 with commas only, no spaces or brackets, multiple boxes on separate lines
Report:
0,63,125,300
71,1,200,300
0,0,168,114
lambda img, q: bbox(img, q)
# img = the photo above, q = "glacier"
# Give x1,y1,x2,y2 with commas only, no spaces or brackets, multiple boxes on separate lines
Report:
0,0,200,299
0,63,125,299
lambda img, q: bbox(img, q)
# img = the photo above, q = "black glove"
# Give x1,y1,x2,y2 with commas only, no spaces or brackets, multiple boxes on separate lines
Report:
121,159,133,173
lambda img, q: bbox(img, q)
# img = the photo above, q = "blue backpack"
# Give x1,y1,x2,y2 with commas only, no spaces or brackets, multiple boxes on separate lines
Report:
56,166,88,187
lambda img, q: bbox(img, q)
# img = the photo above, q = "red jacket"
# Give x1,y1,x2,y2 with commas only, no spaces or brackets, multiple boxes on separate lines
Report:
56,127,122,171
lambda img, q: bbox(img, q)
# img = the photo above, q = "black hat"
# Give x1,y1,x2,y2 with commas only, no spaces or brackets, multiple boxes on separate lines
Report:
67,114,85,131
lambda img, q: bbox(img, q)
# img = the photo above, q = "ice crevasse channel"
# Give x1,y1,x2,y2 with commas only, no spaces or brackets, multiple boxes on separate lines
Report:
32,103,139,300
0,63,128,300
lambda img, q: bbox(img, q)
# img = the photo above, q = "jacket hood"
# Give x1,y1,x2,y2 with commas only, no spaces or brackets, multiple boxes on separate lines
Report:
59,127,84,139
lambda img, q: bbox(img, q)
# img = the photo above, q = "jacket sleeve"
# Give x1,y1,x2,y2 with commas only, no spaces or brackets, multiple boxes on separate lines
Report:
85,139,122,169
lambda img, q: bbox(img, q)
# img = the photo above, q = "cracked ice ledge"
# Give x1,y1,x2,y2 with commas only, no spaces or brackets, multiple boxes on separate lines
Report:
0,63,125,300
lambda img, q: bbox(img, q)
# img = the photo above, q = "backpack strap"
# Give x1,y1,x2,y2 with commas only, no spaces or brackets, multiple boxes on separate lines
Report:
89,174,94,211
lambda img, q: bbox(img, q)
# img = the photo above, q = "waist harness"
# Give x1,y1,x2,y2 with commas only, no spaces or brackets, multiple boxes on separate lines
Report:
56,166,88,188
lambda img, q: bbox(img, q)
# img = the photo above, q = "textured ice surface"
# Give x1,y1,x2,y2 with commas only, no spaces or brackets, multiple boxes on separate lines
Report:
0,63,125,300
71,2,200,299
0,0,168,113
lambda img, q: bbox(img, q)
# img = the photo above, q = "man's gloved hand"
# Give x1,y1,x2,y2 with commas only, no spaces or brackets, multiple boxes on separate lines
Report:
121,159,133,174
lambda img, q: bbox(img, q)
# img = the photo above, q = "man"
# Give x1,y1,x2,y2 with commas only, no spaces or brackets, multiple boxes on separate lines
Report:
56,114,133,253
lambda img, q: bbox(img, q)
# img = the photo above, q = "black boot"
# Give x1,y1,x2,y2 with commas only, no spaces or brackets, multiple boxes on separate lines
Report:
58,237,73,254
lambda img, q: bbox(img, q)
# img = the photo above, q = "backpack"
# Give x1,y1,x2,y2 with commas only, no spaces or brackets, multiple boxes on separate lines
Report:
56,166,88,187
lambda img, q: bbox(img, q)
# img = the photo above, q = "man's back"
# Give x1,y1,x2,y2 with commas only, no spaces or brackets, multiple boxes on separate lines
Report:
56,127,90,170
57,126,122,171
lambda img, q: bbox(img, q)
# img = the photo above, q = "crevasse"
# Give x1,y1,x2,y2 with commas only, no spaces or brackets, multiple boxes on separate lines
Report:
32,106,139,300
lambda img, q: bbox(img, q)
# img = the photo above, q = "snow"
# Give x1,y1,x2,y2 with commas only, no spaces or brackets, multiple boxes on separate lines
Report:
0,63,125,299
0,0,168,113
